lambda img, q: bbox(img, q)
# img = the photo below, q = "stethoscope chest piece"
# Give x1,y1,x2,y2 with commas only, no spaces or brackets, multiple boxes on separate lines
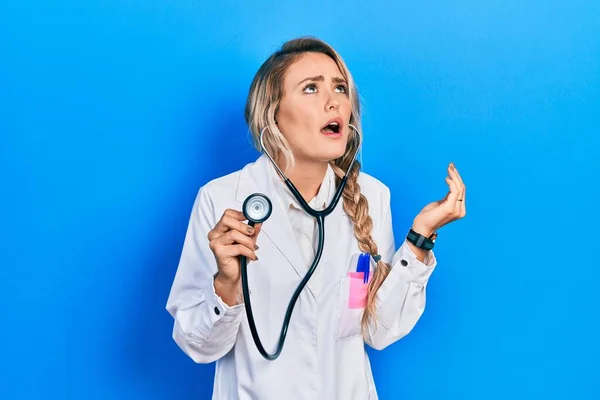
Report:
243,193,272,225
241,123,361,361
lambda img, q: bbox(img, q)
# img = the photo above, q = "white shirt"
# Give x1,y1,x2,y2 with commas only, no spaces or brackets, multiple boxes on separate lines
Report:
271,164,433,270
166,155,437,400
270,163,335,270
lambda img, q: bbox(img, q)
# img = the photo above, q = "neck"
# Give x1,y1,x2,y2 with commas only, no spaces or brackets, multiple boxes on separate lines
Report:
277,157,329,202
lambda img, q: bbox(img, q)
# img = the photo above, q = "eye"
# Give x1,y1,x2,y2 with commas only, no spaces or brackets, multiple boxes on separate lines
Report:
303,83,317,94
335,84,348,94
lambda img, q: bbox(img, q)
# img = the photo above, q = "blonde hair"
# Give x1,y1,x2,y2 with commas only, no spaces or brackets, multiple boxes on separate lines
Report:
244,37,392,336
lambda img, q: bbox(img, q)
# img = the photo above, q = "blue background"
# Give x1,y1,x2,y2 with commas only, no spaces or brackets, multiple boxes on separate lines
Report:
1,1,599,399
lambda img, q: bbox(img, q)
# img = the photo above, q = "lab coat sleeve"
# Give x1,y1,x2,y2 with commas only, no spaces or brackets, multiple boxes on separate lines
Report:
364,186,437,351
165,187,245,363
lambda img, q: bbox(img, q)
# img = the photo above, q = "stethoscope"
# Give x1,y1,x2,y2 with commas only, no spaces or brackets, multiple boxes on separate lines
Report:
240,124,362,361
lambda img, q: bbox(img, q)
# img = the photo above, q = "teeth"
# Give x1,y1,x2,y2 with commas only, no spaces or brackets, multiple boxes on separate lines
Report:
322,121,341,134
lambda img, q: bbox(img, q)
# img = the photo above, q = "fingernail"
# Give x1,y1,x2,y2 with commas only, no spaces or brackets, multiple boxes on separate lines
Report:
254,244,259,250
247,226,254,234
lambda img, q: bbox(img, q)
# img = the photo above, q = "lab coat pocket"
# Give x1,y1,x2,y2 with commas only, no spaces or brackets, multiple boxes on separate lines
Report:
337,270,373,341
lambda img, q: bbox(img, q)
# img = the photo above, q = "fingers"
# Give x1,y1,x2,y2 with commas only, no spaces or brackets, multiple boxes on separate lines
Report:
445,172,459,205
438,191,450,205
448,165,462,215
208,209,253,240
212,228,258,250
446,162,466,219
213,243,258,262
209,229,258,262
207,209,261,262
250,222,263,241
450,162,465,188
450,162,467,218
459,184,466,217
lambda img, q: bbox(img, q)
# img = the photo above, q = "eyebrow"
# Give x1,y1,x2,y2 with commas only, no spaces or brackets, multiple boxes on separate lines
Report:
296,75,347,86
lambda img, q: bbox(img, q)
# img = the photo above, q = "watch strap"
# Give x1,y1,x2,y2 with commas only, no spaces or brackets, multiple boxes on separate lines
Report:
406,228,435,250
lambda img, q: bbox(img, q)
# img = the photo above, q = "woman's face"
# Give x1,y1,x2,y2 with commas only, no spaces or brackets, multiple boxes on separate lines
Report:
276,52,353,165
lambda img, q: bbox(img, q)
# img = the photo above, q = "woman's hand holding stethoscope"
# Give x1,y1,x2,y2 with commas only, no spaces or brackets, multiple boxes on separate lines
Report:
208,209,263,290
412,162,467,236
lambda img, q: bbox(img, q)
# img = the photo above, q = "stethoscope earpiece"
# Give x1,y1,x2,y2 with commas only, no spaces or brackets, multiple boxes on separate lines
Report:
242,193,273,226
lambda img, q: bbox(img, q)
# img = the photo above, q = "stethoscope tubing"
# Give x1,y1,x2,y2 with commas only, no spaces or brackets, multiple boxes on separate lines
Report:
240,124,362,360
240,214,324,360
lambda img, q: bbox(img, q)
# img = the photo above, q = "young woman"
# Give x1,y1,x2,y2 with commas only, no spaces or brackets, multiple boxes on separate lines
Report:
166,37,466,399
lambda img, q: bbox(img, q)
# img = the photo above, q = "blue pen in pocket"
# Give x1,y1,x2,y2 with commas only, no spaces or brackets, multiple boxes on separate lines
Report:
356,253,371,284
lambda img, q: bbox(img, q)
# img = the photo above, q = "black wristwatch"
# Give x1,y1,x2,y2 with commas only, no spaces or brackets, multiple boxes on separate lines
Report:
406,228,436,251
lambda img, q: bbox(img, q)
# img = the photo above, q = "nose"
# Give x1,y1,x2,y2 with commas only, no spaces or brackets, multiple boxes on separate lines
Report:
325,91,340,111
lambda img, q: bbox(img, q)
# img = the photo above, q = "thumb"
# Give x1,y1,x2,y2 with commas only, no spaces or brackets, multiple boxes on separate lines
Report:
439,190,450,204
251,222,263,240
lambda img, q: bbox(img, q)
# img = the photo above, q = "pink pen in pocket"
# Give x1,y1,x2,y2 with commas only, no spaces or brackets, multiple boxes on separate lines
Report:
347,253,373,309
347,271,372,309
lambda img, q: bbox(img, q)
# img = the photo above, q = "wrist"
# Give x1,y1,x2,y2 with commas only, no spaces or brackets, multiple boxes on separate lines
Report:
407,224,437,252
214,273,241,307
214,272,239,287
411,223,435,239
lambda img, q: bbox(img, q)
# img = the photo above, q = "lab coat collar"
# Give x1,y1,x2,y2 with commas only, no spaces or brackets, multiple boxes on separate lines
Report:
235,154,345,296
270,159,336,212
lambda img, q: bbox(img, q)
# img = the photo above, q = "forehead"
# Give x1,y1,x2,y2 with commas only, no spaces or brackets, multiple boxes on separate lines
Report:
283,52,344,85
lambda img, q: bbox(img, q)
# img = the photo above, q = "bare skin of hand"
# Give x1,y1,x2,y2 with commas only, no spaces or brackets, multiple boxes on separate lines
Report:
410,162,467,261
208,209,263,306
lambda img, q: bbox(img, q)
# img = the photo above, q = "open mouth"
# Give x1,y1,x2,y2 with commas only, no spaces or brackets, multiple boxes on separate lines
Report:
321,120,342,135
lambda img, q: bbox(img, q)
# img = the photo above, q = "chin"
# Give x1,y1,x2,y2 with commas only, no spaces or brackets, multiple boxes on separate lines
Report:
317,147,347,162
303,137,348,162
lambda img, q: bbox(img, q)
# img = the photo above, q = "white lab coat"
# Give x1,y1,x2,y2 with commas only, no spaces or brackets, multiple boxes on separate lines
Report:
166,154,437,399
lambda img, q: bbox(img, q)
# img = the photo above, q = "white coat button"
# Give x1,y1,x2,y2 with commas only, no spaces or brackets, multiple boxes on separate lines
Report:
214,306,221,315
401,259,408,266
